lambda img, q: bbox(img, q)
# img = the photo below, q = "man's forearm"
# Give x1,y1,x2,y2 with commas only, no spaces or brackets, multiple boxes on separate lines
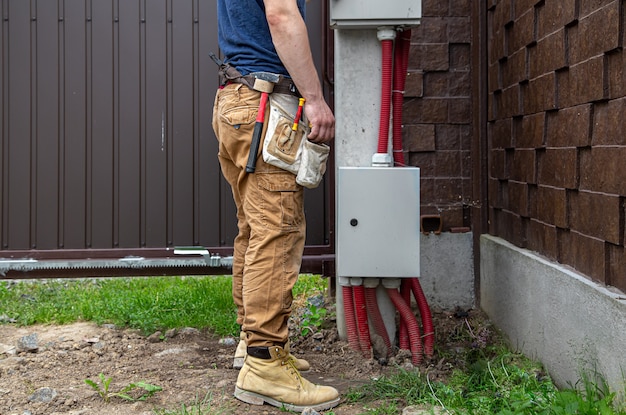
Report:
264,1,323,101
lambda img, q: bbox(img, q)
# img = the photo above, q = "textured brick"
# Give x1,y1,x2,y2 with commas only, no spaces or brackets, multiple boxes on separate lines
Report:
557,56,606,108
579,147,626,194
536,0,577,39
514,0,542,19
529,29,566,78
558,230,607,284
489,61,502,93
494,209,527,247
493,0,513,31
545,104,592,147
490,118,513,149
513,112,545,148
568,1,621,65
490,25,506,64
409,153,435,176
414,17,448,43
448,98,471,123
530,185,568,228
580,0,617,19
501,47,527,88
424,72,450,97
509,148,537,183
436,151,462,176
507,9,535,53
405,71,424,98
461,150,471,178
450,44,471,70
404,98,448,123
449,0,471,17
460,125,471,151
448,17,471,43
420,177,435,204
410,44,449,71
497,84,522,118
436,124,462,150
433,178,463,203
489,178,504,209
537,147,577,188
591,98,626,145
440,206,466,230
422,0,449,17
522,72,557,113
404,124,436,152
527,219,558,260
490,149,507,179
505,180,530,216
607,244,626,293
608,49,626,98
449,71,471,97
570,190,622,243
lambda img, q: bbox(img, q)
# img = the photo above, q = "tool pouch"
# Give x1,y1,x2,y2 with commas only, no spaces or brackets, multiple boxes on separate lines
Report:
262,94,330,189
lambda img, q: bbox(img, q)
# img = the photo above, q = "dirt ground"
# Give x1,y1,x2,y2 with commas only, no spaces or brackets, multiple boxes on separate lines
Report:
0,302,494,415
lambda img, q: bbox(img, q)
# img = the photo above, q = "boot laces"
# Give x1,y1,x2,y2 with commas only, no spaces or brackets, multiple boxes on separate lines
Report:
281,354,304,385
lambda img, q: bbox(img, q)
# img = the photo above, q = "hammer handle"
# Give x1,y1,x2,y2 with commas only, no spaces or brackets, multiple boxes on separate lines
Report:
246,92,270,173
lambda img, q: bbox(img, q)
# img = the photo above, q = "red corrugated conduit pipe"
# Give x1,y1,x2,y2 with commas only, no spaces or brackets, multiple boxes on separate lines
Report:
377,31,395,155
352,280,372,357
341,280,361,353
384,279,423,365
364,280,392,357
390,28,436,360
411,277,434,358
392,29,411,167
399,279,412,350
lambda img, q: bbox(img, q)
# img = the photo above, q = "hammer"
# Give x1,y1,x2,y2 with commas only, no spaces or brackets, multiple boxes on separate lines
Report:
245,72,280,173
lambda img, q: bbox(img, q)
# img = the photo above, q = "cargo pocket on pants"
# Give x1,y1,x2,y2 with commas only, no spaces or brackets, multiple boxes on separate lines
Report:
254,171,304,232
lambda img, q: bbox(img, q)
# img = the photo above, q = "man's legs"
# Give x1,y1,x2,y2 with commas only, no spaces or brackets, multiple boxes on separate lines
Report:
213,84,337,411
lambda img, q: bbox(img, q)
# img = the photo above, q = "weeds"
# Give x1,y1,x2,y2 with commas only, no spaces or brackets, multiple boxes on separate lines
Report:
153,391,234,415
300,303,328,336
84,373,162,403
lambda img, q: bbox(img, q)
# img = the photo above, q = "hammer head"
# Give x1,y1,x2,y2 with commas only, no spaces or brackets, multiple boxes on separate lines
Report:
252,72,280,93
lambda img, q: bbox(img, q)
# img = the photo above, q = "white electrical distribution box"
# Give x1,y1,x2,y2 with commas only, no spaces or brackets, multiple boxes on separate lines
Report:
337,167,420,278
329,0,421,29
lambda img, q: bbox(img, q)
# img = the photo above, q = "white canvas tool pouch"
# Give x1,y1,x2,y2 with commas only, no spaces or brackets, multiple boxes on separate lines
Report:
262,93,330,189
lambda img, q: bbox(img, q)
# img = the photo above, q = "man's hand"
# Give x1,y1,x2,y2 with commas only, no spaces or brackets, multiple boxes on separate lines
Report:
264,0,334,143
304,97,335,143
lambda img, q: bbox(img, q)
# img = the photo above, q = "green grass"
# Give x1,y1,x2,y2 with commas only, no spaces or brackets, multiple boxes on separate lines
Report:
1,276,229,335
0,274,326,337
2,275,624,415
348,349,626,415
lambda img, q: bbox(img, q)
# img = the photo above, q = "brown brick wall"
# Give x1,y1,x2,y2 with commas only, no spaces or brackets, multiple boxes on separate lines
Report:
487,0,626,292
405,0,473,229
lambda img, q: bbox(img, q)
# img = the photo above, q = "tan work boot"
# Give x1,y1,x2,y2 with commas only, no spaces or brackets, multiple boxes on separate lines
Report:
233,332,310,372
233,331,247,369
234,345,340,413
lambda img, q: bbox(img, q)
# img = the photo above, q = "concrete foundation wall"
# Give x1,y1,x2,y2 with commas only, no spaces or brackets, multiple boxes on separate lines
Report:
481,234,626,394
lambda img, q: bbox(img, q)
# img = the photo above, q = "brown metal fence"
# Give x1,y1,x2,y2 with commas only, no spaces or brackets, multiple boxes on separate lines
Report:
0,0,333,278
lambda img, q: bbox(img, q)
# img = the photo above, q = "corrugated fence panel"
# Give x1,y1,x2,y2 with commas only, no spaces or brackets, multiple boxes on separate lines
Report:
117,0,142,249
34,0,61,250
6,1,30,250
0,0,330,260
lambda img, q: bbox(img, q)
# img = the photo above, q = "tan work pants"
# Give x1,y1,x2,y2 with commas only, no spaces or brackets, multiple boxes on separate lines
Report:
212,83,306,348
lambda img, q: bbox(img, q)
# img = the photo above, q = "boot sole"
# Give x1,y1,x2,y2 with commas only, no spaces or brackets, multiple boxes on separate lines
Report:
234,386,340,413
233,357,244,369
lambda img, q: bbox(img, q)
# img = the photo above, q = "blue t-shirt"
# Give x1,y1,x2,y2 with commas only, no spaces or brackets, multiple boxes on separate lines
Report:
217,0,306,76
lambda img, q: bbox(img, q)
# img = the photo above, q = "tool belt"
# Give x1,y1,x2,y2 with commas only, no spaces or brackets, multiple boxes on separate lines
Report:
218,62,300,97
262,94,330,189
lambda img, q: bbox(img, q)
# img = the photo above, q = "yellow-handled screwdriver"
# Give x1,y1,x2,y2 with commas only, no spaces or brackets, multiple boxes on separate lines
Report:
292,98,306,131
